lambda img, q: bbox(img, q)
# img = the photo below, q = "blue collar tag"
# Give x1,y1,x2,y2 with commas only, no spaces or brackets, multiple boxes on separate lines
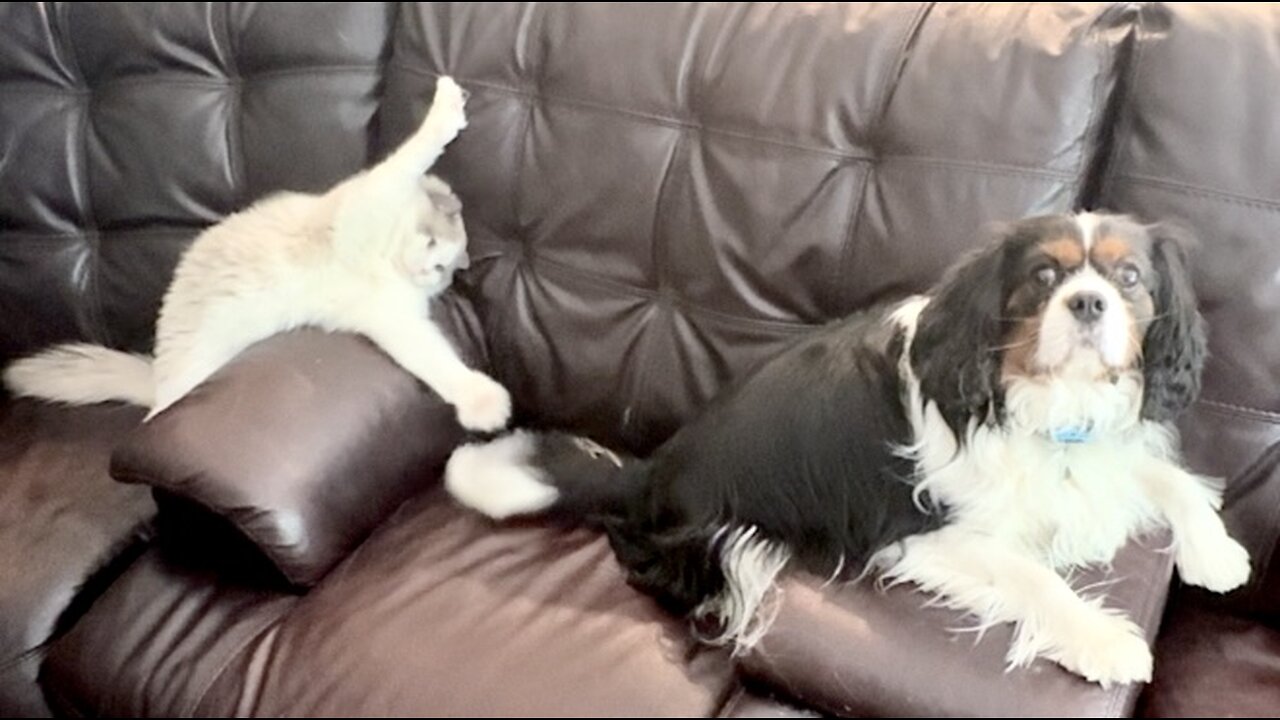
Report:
1048,424,1094,444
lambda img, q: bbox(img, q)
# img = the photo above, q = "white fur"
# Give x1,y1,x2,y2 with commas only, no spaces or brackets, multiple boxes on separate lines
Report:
1076,212,1102,252
885,284,1249,686
1035,266,1132,371
885,527,1154,687
5,343,152,406
445,431,560,519
4,77,510,432
694,525,791,655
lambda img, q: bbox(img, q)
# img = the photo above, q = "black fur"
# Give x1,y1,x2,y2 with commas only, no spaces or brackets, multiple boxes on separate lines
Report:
908,219,1066,438
909,241,1008,438
497,213,1205,629
1140,224,1206,422
528,307,941,616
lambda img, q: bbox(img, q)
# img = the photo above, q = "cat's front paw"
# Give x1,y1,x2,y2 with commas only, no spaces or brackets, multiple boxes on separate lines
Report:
427,76,469,139
1178,533,1251,594
453,372,511,432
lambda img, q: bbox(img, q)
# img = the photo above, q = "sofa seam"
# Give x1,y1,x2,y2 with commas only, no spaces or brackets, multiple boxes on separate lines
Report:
1068,5,1116,210
883,154,1073,181
217,4,248,212
507,2,543,240
1113,531,1172,716
1220,440,1280,603
1075,2,1144,210
388,64,1083,184
1117,173,1280,213
0,227,207,242
393,60,1092,185
1197,398,1280,424
0,65,384,97
834,2,932,309
1095,2,1153,208
52,4,112,350
387,61,869,162
510,249,818,335
624,4,710,445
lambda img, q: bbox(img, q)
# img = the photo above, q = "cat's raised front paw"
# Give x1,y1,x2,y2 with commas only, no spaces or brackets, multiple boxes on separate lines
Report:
427,76,469,138
454,371,511,432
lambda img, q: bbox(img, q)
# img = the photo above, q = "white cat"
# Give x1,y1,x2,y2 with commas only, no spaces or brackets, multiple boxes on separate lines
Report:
5,77,511,432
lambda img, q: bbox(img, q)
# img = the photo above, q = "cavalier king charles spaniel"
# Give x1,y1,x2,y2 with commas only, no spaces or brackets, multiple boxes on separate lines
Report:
445,212,1250,687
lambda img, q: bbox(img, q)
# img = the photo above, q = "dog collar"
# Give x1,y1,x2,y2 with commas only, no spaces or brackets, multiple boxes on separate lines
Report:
1046,424,1094,444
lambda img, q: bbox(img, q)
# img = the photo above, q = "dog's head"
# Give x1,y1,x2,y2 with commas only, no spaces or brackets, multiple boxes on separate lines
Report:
910,212,1205,437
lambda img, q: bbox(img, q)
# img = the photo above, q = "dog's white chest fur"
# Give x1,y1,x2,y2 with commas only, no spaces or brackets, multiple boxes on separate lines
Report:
892,296,1162,569
914,414,1161,569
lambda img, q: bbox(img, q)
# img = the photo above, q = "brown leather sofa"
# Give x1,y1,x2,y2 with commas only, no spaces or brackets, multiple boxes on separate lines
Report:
2,3,1278,717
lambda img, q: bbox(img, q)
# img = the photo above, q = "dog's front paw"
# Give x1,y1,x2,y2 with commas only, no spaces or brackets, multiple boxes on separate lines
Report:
1178,534,1251,594
428,76,469,138
453,371,511,432
1053,613,1152,687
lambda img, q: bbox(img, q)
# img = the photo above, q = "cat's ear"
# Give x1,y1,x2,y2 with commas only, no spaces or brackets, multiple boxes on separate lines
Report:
420,176,462,217
429,188,462,216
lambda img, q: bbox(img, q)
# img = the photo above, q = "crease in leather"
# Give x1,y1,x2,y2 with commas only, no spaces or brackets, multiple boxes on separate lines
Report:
1118,172,1280,212
1096,1,1170,203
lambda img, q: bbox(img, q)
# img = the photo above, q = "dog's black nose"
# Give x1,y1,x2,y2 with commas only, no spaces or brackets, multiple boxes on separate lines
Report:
1067,291,1107,323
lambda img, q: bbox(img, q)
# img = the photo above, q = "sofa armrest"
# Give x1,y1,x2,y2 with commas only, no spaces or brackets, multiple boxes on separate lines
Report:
110,295,488,587
0,401,153,717
740,534,1173,717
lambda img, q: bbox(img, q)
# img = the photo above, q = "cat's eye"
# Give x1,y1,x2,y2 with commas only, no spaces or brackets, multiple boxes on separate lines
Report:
426,237,437,250
1117,263,1141,288
1032,264,1059,287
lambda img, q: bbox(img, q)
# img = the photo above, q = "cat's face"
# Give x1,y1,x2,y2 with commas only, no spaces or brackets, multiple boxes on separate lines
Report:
402,176,469,293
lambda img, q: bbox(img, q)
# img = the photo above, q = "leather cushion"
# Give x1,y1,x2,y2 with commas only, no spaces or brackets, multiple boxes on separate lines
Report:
110,294,486,587
41,545,296,717
0,401,152,717
741,533,1174,717
200,491,733,716
1140,598,1280,717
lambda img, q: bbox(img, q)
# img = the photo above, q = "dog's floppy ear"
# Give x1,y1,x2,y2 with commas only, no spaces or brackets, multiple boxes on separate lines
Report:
910,230,1010,439
1140,223,1206,423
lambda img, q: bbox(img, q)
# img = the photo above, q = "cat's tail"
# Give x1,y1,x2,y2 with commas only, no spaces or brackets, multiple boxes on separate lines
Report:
444,430,647,524
4,343,153,407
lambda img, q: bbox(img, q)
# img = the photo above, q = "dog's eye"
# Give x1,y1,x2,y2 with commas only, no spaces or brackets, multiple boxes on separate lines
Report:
1032,265,1059,287
1117,263,1140,288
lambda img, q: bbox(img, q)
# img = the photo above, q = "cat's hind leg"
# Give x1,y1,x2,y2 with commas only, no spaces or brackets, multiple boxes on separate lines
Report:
147,305,287,420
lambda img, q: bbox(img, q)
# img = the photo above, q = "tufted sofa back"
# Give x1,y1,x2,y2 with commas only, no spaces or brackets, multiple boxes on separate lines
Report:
381,3,1137,453
0,3,395,359
1096,3,1280,614
2,4,1276,517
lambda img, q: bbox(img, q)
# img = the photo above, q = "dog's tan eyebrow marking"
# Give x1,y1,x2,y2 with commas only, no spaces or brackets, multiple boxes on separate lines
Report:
1040,237,1084,268
1091,235,1134,267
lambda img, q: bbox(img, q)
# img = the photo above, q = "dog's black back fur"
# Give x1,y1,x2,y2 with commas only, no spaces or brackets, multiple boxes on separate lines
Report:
535,304,940,616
